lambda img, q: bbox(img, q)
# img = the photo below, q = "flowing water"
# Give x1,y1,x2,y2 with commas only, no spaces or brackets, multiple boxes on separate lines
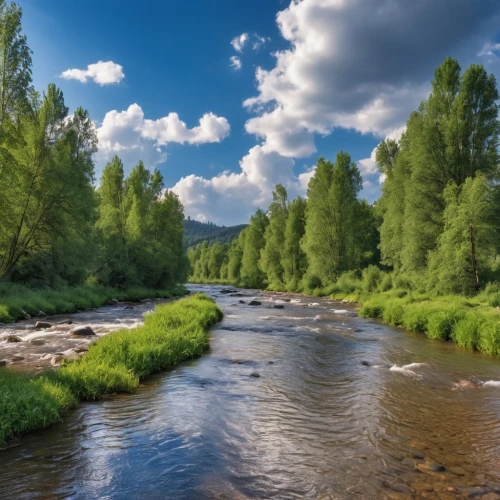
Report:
1,284,500,499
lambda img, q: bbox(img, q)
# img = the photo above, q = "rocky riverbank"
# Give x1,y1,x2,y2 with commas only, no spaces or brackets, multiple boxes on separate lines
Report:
0,298,171,371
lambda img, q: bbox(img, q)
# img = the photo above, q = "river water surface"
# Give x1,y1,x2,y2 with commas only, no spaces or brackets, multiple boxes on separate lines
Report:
1,284,500,499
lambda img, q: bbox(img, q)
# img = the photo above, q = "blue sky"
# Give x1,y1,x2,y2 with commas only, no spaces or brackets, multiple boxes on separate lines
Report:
20,0,500,225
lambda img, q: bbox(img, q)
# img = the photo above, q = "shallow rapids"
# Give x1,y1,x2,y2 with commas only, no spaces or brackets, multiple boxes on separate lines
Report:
1,284,500,499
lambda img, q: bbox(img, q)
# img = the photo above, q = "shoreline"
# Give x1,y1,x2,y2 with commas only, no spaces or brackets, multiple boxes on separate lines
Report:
0,294,223,447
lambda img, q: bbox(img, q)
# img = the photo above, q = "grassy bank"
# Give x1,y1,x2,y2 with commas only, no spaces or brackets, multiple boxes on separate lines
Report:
0,282,189,323
0,294,223,446
189,273,500,358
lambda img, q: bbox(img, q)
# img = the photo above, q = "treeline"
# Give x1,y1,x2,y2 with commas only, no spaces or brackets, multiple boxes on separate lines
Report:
184,218,247,248
189,57,500,298
0,2,187,290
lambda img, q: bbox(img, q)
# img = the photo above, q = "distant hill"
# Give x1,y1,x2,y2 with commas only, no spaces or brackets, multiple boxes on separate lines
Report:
184,218,247,248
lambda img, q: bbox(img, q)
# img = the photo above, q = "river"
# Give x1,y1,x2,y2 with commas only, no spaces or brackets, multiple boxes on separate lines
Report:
1,284,500,499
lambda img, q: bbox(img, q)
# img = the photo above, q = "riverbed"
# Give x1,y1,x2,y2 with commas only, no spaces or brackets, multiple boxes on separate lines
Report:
1,284,500,499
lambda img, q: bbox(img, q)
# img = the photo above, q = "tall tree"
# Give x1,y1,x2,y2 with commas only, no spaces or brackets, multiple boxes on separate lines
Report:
281,196,307,289
303,152,362,284
240,209,268,288
260,184,288,287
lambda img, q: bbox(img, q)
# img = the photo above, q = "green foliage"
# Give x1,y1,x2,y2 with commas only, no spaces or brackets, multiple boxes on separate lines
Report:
240,209,269,288
183,218,246,248
0,294,222,444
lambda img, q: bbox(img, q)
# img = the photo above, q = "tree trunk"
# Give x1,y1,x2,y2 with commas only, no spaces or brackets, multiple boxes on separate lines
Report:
469,224,479,292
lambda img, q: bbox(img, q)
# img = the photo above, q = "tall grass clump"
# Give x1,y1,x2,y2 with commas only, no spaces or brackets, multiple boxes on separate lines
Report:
0,294,222,445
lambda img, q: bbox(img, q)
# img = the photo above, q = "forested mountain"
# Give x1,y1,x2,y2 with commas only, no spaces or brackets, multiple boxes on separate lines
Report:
184,218,247,248
189,56,500,299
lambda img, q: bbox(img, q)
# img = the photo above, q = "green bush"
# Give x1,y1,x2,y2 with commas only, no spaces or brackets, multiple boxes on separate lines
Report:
379,273,393,292
452,314,484,350
479,319,500,356
427,308,466,340
362,265,381,292
402,306,429,333
382,302,405,326
359,301,384,318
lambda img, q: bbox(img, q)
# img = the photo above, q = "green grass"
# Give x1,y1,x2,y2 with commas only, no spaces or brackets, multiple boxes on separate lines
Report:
0,294,223,446
0,282,188,323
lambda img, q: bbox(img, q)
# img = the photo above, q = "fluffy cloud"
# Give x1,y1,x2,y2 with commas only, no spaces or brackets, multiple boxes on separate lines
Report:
252,35,271,51
172,146,302,224
231,33,249,52
96,104,230,170
243,0,499,158
229,55,242,71
61,60,124,85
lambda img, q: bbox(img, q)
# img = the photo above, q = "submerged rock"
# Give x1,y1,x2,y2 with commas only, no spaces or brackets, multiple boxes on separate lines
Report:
58,319,73,325
70,326,96,336
248,301,262,306
239,300,245,304
6,335,22,343
250,372,261,378
29,339,45,346
273,304,285,309
360,360,371,367
35,321,52,329
124,306,134,310
11,355,24,362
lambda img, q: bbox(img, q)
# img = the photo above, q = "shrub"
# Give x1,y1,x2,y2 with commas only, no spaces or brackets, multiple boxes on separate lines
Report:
479,319,500,356
359,301,384,319
379,273,393,292
427,308,466,340
362,265,381,292
382,302,405,326
402,306,429,333
452,314,484,350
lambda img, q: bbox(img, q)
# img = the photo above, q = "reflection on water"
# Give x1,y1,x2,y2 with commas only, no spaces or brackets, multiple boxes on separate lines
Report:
1,284,500,499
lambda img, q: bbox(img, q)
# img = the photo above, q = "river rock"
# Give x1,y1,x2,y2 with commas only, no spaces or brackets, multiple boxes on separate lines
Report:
58,319,73,325
0,360,7,368
248,301,261,306
29,339,45,346
250,372,261,378
11,355,24,362
361,360,371,367
70,325,96,336
35,321,52,329
457,379,476,389
220,289,237,294
124,306,134,310
6,335,22,343
273,304,285,309
239,300,245,304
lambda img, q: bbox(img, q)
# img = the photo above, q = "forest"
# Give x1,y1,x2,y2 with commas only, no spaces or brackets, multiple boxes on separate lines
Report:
189,56,500,356
0,2,187,321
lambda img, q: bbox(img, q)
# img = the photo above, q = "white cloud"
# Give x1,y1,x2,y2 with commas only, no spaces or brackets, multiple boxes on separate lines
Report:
231,33,249,52
242,0,497,158
478,41,500,58
252,35,270,51
172,146,301,224
61,60,124,85
229,55,242,71
95,104,230,171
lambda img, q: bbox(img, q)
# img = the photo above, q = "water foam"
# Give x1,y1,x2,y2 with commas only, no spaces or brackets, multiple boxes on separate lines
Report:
390,362,427,378
483,380,500,388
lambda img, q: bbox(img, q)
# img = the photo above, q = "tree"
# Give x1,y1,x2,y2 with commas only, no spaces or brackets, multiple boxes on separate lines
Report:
240,209,268,288
260,184,288,287
427,175,497,295
303,152,362,285
281,196,307,290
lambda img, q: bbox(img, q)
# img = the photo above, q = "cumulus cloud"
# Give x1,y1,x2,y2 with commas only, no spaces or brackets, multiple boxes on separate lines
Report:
172,146,301,224
61,60,124,85
252,35,271,51
478,41,500,58
229,55,242,70
95,104,230,171
231,33,249,52
242,0,499,158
